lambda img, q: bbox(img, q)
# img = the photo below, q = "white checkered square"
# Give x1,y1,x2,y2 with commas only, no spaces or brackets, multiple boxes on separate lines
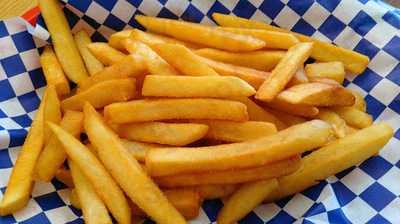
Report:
302,2,330,29
219,0,237,11
85,2,110,24
13,199,42,222
0,130,10,150
4,19,26,35
379,137,400,165
111,0,136,23
0,63,6,80
71,20,96,35
306,213,329,223
283,194,314,218
57,189,72,205
364,22,398,48
248,0,264,8
0,167,12,188
20,49,40,71
8,73,35,96
363,1,389,19
190,208,211,224
45,206,78,223
368,51,398,76
274,6,300,30
333,0,364,24
311,30,331,43
370,78,400,105
317,184,341,211
8,146,21,164
165,0,190,17
380,197,400,223
378,167,400,196
138,0,163,16
334,26,362,50
191,0,215,14
0,118,22,129
0,98,26,117
253,203,281,221
0,36,19,59
97,25,115,39
342,197,377,223
340,168,375,195
32,181,57,197
251,9,272,24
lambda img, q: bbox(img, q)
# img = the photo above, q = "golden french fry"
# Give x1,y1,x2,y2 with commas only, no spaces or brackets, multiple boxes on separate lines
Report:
62,79,136,111
267,98,319,118
351,90,366,112
87,42,126,66
69,188,80,208
69,160,112,224
109,30,134,50
77,54,146,92
40,46,70,96
146,120,332,177
120,139,162,162
43,85,62,143
55,168,74,188
195,48,285,71
115,122,209,146
84,103,186,224
305,62,345,84
287,66,308,87
36,110,83,181
74,31,104,76
151,43,219,76
265,122,393,202
142,75,255,98
48,122,131,224
155,156,300,187
123,39,179,75
104,98,249,123
217,27,299,49
218,179,278,224
135,15,266,51
197,184,237,200
345,125,359,135
130,29,203,49
39,0,89,83
262,107,306,126
212,13,369,74
333,106,373,129
276,82,355,106
317,109,347,138
255,43,313,102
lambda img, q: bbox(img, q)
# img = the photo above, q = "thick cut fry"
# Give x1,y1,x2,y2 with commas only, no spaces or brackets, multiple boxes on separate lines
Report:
199,120,277,142
142,75,255,98
129,29,202,49
265,122,393,202
263,107,306,126
345,125,359,135
0,88,48,215
55,168,74,188
197,184,237,199
287,66,308,87
195,48,285,71
217,27,299,49
104,98,248,123
317,109,347,138
123,39,179,75
135,15,265,51
212,13,369,74
198,56,269,89
218,179,278,224
77,54,146,92
43,85,62,143
305,62,345,84
69,160,112,224
36,110,83,181
62,79,136,111
87,42,126,66
109,29,134,50
232,97,286,130
155,156,300,187
39,0,89,83
351,90,366,112
40,46,70,96
120,139,161,162
69,188,80,208
146,120,332,176
267,98,319,118
333,107,373,129
151,43,219,76
74,31,104,75
47,122,131,224
115,122,209,146
276,82,355,106
255,43,313,102
84,103,185,224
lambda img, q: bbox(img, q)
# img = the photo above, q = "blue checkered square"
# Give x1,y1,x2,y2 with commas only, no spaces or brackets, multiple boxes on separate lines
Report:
181,4,204,23
20,213,51,224
353,68,382,92
232,0,257,18
17,91,40,113
304,203,326,217
94,0,117,10
394,128,400,140
318,15,346,40
12,114,32,128
365,95,386,120
327,209,352,223
11,31,36,52
35,192,66,211
0,214,16,224
382,11,400,29
202,199,223,222
292,18,316,36
259,0,285,19
104,14,125,30
367,214,391,224
28,68,47,89
317,0,340,12
63,7,81,29
0,80,16,101
0,21,8,38
332,182,357,206
158,7,179,20
1,55,27,78
267,211,295,224
68,0,92,12
302,181,327,201
360,182,396,211
8,129,27,147
383,36,400,60
207,1,230,18
354,39,380,59
238,212,264,224
349,11,377,36
388,93,400,114
288,0,313,16
0,149,13,168
386,64,400,86
359,156,393,179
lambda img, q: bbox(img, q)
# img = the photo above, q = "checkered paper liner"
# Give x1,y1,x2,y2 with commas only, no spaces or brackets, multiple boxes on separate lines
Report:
0,0,399,223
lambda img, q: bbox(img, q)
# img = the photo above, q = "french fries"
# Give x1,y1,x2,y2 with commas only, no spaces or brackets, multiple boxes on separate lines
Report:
333,106,373,129
55,168,74,188
120,139,161,162
69,188,80,208
39,0,89,83
87,42,126,66
351,90,367,112
317,109,347,138
74,31,104,75
267,98,319,118
129,29,202,49
146,120,332,176
62,79,136,111
135,15,266,51
263,107,306,126
84,103,186,224
197,184,237,199
114,122,209,146
155,156,300,187
287,66,308,87
109,30,134,50
212,13,369,74
195,48,285,71
43,85,62,143
151,43,219,76
104,98,249,123
142,75,255,98
40,46,70,96
305,62,345,84
255,43,313,101
47,122,131,224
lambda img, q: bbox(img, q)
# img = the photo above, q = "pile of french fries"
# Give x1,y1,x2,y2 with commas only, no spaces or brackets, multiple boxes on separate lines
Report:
0,0,394,223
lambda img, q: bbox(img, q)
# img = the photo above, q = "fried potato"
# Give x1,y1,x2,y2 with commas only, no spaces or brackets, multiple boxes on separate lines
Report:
217,27,299,49
305,62,345,84
195,48,285,71
287,66,308,87
151,43,219,76
351,90,366,112
264,122,393,202
333,106,373,129
122,39,179,75
317,109,347,138
276,82,355,106
256,43,313,102
55,168,74,188
155,156,300,187
135,15,266,51
84,103,185,224
212,13,369,74
39,0,89,83
267,98,319,118
345,125,359,135
87,42,126,66
146,120,332,176
43,85,62,143
197,184,237,200
69,160,112,224
142,75,255,98
104,98,248,123
109,29,134,50
120,139,162,162
63,79,136,111
40,46,70,96
130,29,203,49
262,107,306,126
69,188,80,208
218,179,278,224
114,122,208,146
36,110,83,181
74,31,104,75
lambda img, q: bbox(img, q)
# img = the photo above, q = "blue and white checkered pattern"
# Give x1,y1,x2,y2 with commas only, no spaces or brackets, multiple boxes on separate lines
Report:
0,0,399,223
